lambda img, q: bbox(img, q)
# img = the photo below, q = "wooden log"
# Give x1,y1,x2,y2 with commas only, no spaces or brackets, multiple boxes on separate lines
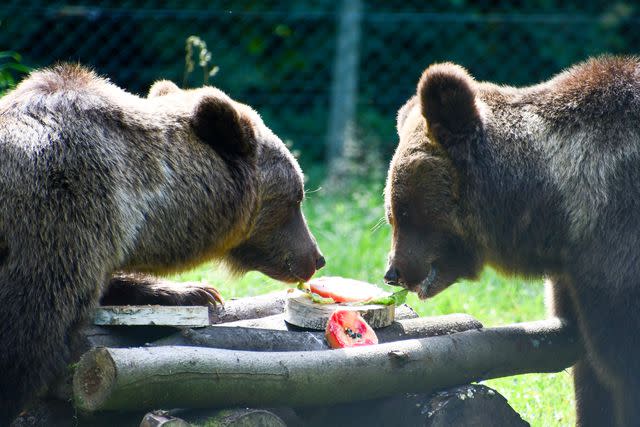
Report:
149,408,288,427
152,326,327,351
94,306,209,327
212,313,295,330
150,314,483,351
82,290,299,350
208,291,289,324
295,384,529,427
378,314,483,339
218,303,418,330
93,290,290,328
81,325,154,348
140,410,190,427
190,408,286,427
73,318,581,412
80,325,179,349
284,293,395,329
421,384,529,427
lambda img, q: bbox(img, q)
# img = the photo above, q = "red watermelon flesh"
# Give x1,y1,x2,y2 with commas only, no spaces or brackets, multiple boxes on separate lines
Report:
308,277,389,303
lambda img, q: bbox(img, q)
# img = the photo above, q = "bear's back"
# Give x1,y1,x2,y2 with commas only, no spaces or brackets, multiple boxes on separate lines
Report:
0,64,160,181
0,65,166,247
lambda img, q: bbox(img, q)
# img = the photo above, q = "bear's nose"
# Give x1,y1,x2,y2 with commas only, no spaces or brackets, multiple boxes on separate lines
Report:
316,255,326,270
384,266,400,285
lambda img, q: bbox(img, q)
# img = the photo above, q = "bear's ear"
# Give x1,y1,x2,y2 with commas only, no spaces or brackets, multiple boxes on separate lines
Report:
191,95,256,159
148,80,180,98
418,63,481,148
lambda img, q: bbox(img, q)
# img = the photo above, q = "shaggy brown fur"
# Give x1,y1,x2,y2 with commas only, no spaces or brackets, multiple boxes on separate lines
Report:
384,56,640,426
0,64,324,423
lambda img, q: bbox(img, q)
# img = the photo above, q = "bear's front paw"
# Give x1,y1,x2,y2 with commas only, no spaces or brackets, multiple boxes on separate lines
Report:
170,284,225,306
103,275,226,307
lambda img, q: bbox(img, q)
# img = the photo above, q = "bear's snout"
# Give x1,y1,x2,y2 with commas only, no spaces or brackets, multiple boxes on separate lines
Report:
383,265,400,285
316,255,326,270
290,247,325,282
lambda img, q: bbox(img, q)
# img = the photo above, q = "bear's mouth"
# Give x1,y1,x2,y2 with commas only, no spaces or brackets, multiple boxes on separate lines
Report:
417,264,438,299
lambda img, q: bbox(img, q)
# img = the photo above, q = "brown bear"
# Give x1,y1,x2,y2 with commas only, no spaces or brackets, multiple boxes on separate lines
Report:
0,64,325,424
383,56,640,426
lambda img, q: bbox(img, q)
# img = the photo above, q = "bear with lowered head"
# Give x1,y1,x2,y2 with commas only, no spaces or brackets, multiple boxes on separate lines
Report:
384,56,640,426
0,64,324,423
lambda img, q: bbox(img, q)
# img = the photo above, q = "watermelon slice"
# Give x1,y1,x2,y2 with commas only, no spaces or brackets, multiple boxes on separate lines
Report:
308,277,389,303
325,310,379,348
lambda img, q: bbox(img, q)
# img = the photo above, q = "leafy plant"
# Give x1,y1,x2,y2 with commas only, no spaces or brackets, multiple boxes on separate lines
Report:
183,35,219,88
0,51,29,95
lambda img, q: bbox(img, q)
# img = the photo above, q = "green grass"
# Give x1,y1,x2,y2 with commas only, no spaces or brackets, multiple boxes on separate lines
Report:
170,181,575,427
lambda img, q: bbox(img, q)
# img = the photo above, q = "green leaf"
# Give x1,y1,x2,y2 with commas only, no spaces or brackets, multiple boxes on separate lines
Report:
296,282,335,304
309,292,336,304
357,289,409,306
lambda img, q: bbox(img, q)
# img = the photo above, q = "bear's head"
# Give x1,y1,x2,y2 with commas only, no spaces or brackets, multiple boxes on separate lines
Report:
224,115,326,283
149,81,325,283
384,63,483,298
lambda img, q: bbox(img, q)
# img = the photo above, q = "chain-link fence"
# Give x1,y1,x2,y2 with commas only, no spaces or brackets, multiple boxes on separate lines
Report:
2,1,639,166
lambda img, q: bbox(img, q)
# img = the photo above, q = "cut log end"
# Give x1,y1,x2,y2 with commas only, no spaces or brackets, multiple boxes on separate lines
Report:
284,293,395,330
73,347,117,411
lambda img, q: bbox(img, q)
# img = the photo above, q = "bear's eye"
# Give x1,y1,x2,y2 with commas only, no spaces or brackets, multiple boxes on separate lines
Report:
289,197,302,209
395,209,411,227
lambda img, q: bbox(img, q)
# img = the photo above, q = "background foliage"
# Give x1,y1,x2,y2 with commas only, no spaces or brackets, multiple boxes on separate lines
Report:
0,51,28,95
2,1,639,165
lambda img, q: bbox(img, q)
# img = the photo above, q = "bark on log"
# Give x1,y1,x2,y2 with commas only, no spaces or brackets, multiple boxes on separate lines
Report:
189,408,286,427
77,304,418,351
140,410,190,427
81,325,188,350
145,408,288,427
95,306,209,327
209,291,289,324
151,314,482,351
421,384,529,427
296,385,529,427
73,318,581,412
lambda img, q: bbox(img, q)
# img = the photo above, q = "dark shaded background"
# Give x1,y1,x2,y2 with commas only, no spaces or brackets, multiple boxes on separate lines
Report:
1,1,638,167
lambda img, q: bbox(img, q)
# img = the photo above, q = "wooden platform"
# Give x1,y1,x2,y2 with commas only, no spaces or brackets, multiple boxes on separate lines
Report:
94,305,210,327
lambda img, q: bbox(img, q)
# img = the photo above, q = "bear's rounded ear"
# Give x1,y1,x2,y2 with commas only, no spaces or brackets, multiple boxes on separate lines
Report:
148,80,180,98
418,63,481,148
191,95,256,159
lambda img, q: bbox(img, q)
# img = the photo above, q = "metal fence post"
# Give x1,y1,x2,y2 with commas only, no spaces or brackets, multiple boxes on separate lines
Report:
326,0,362,167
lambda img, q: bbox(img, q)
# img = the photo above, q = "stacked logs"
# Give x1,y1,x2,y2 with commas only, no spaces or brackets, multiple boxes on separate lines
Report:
13,290,581,426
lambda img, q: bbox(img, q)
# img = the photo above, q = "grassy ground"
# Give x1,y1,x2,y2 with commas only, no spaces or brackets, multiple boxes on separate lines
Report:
170,180,575,427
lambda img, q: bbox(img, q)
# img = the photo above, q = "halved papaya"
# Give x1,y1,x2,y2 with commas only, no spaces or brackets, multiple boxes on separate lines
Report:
325,310,379,348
